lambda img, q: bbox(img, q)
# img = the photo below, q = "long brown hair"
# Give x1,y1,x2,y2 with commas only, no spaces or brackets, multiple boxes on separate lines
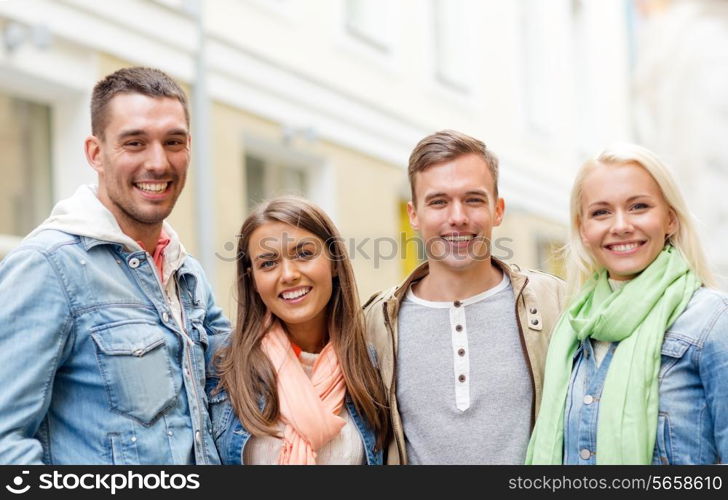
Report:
216,196,390,449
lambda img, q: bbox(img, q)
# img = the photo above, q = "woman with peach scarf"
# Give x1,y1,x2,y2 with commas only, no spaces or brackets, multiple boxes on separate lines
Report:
208,196,389,464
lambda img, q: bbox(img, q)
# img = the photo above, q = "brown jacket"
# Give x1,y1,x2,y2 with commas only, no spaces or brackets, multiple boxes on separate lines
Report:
363,258,566,464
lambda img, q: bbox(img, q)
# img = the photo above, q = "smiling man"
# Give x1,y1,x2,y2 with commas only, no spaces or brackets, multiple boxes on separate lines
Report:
364,130,565,464
0,67,230,464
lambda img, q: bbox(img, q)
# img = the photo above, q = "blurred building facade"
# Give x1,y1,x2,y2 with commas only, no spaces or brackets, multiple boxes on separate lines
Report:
633,0,728,288
1,0,645,314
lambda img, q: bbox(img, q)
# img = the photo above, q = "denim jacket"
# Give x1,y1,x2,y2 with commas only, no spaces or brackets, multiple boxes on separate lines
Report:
0,187,231,464
564,287,728,464
206,380,383,465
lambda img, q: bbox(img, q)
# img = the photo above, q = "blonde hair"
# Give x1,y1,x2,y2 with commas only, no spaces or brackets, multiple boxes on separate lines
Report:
566,143,715,298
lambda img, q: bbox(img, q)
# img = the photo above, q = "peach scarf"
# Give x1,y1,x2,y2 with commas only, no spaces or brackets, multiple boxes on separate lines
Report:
261,321,346,465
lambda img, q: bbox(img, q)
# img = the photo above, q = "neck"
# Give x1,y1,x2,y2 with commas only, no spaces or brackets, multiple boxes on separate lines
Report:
283,313,328,353
96,188,162,252
117,223,162,254
414,259,503,301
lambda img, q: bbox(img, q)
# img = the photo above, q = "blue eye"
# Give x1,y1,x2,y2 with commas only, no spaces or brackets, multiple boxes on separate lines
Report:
591,209,609,217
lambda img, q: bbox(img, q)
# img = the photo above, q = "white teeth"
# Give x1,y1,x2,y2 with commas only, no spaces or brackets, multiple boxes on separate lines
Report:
136,182,168,193
281,287,311,300
443,235,473,242
610,243,640,252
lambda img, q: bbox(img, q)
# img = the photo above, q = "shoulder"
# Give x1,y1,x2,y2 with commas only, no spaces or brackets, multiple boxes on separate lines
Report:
179,255,216,291
363,286,395,312
14,229,81,257
521,268,565,290
1,231,84,279
512,265,566,303
669,287,728,344
180,254,206,275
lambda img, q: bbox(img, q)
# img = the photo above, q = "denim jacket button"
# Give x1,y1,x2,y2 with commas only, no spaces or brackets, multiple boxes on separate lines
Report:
195,430,201,443
579,449,592,460
128,257,140,269
162,312,170,323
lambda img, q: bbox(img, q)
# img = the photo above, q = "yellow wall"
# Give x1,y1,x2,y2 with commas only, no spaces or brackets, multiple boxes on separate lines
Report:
314,141,404,301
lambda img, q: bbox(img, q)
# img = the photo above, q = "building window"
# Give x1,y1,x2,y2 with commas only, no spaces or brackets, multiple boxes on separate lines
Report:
244,152,309,211
345,0,391,53
433,0,472,92
0,93,52,257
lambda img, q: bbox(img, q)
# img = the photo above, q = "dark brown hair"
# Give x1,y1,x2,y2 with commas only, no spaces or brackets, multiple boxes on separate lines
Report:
215,196,390,450
90,66,189,139
408,129,499,204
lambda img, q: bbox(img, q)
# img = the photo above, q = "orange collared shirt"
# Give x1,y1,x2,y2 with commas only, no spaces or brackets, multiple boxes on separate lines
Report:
136,230,171,280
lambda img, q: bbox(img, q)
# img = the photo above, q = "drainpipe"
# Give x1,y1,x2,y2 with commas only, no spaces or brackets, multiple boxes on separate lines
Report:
189,0,216,286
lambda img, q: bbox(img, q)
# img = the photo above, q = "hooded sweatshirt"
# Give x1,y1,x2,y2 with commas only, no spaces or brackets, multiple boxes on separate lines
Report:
28,184,190,337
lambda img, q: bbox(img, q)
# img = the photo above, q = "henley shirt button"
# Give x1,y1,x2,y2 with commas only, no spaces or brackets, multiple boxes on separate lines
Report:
455,324,463,332
579,449,592,460
531,318,539,326
162,312,170,323
457,348,465,357
583,394,594,405
458,374,466,383
128,257,140,269
453,300,462,307
529,307,537,314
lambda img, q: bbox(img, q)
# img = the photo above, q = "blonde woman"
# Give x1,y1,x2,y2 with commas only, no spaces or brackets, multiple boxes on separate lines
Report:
208,196,389,464
527,144,728,464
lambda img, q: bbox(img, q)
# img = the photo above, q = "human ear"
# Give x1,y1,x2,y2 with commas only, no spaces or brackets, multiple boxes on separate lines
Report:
407,200,419,230
84,135,104,174
493,198,505,227
666,209,678,239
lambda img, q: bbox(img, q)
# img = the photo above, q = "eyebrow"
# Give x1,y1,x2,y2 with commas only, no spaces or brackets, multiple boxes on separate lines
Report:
423,190,489,203
116,128,189,140
253,251,277,262
586,194,653,209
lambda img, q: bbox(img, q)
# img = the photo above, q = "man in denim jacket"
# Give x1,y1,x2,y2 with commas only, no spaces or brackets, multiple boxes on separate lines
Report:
0,67,230,464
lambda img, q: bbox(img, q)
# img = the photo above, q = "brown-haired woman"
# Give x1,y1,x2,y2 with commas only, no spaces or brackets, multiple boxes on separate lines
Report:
208,196,389,464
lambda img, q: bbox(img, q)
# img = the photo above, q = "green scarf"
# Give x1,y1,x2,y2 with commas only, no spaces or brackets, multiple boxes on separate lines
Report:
526,246,700,464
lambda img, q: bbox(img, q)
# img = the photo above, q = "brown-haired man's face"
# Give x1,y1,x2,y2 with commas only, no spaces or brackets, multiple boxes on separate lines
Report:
85,93,190,241
407,153,504,273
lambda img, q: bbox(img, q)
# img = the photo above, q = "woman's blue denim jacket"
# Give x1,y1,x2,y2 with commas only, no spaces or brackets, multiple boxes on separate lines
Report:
564,287,728,464
205,378,383,465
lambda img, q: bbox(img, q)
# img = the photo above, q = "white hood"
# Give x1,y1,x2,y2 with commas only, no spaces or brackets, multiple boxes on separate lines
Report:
28,184,188,280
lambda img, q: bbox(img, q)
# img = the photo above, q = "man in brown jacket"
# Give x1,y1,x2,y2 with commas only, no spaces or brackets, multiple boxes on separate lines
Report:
364,130,565,464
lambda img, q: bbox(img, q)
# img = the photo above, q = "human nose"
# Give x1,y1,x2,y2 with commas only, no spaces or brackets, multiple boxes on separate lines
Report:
144,142,170,173
279,258,300,283
448,201,469,226
610,210,634,234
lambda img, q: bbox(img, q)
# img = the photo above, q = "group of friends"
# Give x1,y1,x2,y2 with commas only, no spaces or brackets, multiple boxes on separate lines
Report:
0,67,726,465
